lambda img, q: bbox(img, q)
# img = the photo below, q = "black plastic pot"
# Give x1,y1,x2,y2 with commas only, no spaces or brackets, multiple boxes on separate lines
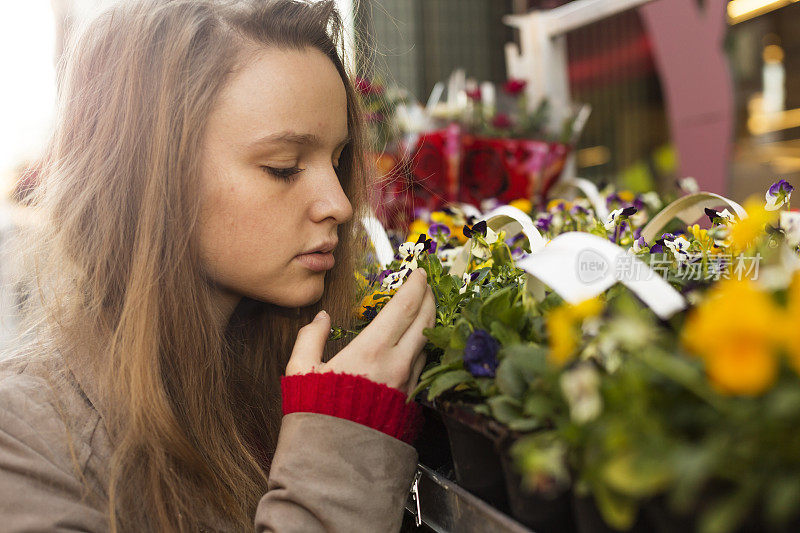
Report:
432,396,510,510
497,436,575,533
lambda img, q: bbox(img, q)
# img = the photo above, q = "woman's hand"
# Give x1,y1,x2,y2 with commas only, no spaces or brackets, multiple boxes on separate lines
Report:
285,268,436,397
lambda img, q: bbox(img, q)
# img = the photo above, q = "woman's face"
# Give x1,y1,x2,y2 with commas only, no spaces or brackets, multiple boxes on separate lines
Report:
198,46,353,313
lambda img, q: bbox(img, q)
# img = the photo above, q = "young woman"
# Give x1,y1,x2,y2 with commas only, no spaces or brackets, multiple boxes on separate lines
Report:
0,0,435,531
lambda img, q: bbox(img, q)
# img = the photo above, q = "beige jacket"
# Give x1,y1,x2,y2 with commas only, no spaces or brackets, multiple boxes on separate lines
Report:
0,355,418,531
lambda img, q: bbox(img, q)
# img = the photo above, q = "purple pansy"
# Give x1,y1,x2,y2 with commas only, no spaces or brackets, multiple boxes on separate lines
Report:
765,179,794,211
463,330,500,377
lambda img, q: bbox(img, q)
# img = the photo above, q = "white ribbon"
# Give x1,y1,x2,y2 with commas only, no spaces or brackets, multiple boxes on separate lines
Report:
640,192,747,244
361,215,395,269
450,205,546,277
517,232,686,319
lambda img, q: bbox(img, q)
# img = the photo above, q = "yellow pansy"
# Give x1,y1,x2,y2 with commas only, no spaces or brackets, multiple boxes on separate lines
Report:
782,272,800,374
618,190,635,203
682,279,782,396
406,218,429,244
357,288,396,319
509,198,533,213
546,297,603,366
729,197,777,251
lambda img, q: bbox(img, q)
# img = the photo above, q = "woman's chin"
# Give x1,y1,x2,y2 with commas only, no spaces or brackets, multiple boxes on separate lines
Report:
266,279,325,308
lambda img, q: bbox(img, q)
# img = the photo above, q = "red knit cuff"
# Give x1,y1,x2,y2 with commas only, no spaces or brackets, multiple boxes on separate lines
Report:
281,371,424,445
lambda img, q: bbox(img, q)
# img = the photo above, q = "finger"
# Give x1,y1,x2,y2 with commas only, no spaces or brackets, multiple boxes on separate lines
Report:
358,268,428,347
395,288,436,362
404,350,427,397
285,310,330,375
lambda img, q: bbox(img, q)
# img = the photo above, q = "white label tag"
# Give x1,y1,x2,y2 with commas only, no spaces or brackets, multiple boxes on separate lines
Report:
517,232,686,319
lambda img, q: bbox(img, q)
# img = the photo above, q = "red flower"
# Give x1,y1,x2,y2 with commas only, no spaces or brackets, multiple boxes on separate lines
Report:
466,87,482,102
491,113,513,129
356,76,384,96
503,78,527,96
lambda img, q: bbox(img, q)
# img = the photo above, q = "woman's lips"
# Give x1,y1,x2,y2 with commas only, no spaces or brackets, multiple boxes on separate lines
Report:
294,251,335,272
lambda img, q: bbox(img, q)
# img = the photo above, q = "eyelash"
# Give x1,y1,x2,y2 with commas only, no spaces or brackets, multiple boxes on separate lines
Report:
262,166,303,181
261,163,342,181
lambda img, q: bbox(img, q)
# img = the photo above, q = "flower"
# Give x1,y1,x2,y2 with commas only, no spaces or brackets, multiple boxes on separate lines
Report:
664,235,692,263
491,113,513,129
358,287,397,320
509,198,533,213
677,176,699,194
406,218,430,244
381,267,412,291
641,191,662,211
355,76,384,96
730,197,777,251
604,206,637,231
547,298,603,366
428,222,451,239
503,78,527,96
682,279,783,396
439,248,460,267
705,207,736,226
765,179,794,211
560,364,602,424
398,233,433,270
463,221,498,260
630,236,648,254
780,211,800,247
466,87,482,102
535,213,553,233
547,199,571,212
783,273,800,373
463,329,500,377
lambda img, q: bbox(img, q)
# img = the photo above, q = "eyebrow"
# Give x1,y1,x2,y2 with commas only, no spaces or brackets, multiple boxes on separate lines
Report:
247,131,351,151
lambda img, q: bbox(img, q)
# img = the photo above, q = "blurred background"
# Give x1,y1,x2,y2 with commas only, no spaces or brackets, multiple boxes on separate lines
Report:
2,0,799,207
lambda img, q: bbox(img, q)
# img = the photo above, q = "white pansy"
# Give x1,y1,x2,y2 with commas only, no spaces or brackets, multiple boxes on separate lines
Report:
560,364,602,424
439,248,460,267
381,268,411,291
470,226,498,260
641,191,662,211
781,211,800,246
604,208,623,231
678,176,699,194
664,235,692,263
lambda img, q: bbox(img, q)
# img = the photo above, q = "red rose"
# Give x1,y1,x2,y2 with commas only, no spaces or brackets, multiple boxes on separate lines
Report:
503,78,527,96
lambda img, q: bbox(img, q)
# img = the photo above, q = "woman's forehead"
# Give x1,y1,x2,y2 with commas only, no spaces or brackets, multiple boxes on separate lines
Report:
210,46,348,147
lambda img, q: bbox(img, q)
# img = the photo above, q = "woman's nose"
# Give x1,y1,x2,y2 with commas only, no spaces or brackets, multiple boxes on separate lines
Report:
308,166,353,224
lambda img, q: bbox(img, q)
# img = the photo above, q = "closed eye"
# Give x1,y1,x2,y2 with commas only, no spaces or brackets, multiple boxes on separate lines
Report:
262,166,303,181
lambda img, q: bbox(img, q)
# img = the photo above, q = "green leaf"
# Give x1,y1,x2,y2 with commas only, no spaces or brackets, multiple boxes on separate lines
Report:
490,321,521,347
590,484,638,531
423,325,455,350
698,488,756,533
495,357,527,399
523,394,556,419
487,395,523,424
428,370,473,400
765,477,800,526
479,286,514,329
601,453,672,499
419,361,460,382
508,417,542,432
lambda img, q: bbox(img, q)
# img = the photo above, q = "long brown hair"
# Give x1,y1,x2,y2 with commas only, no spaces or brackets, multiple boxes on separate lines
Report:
12,0,369,530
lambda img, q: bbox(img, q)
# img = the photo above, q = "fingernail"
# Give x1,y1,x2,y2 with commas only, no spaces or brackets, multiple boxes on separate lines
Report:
314,310,328,321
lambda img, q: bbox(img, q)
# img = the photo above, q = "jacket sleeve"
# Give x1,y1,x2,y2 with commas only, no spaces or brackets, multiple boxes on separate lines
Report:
254,412,419,533
0,380,108,532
